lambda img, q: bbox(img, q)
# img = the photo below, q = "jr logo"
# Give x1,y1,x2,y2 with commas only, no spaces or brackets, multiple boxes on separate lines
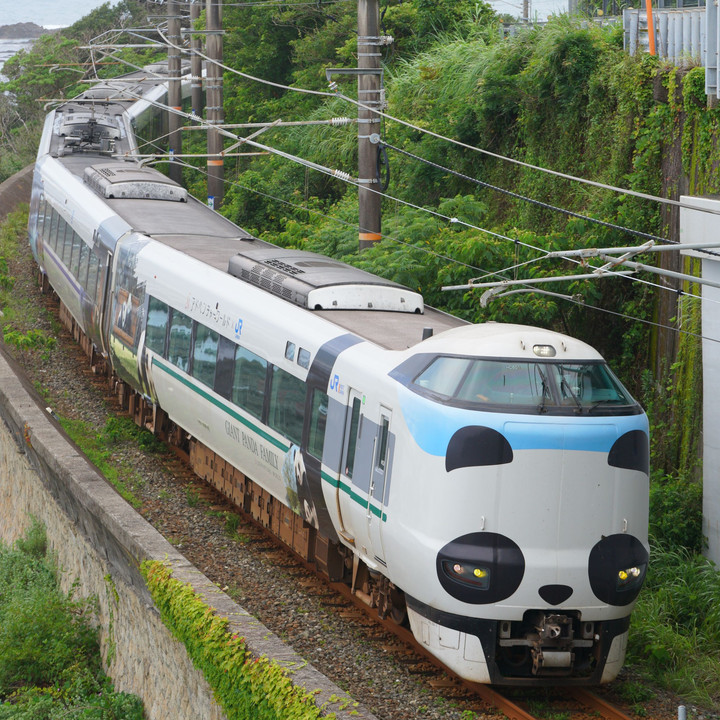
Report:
329,374,345,395
234,318,243,338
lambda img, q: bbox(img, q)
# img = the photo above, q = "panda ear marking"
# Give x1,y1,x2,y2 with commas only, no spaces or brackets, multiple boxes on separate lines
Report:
446,426,513,472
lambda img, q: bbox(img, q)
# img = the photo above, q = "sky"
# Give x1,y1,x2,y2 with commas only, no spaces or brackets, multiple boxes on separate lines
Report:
0,0,120,28
489,0,570,21
0,0,570,31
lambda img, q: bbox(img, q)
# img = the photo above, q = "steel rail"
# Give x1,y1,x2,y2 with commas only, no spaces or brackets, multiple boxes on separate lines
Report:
569,688,637,720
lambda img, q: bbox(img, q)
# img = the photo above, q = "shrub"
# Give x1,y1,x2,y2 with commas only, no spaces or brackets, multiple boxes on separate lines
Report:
0,523,144,717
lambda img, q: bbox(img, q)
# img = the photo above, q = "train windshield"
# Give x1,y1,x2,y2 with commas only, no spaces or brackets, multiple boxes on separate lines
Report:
413,357,637,414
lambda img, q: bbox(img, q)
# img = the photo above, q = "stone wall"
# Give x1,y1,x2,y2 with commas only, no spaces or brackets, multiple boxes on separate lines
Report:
0,164,33,221
0,345,228,718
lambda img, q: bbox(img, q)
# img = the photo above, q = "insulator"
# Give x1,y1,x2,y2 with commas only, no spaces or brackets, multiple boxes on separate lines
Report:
333,170,351,182
331,117,353,126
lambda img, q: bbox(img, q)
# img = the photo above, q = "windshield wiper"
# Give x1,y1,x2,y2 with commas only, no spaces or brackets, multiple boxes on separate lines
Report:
537,367,551,414
589,397,625,413
559,369,582,413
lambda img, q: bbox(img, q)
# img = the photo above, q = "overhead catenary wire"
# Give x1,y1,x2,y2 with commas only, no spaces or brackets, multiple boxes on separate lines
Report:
106,76,710,307
147,0,351,7
131,22,720,219
88,39,712,303
158,155,720,345
382,141,675,247
86,33,718,338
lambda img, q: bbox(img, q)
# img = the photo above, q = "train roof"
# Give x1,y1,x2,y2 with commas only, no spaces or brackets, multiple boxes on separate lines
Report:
227,247,424,314
415,322,604,359
41,68,467,351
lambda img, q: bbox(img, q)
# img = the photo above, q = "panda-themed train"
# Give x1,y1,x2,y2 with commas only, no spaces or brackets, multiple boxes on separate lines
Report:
26,64,649,686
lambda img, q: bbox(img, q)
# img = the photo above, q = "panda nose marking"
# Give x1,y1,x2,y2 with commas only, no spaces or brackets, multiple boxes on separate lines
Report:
538,584,574,606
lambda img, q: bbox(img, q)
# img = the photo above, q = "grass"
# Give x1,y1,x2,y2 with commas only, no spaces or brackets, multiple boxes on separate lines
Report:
0,207,57,359
0,520,144,718
58,416,162,509
627,544,720,709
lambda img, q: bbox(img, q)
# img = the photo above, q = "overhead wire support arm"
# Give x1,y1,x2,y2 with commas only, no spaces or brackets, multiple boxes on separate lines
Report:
442,271,637,294
221,119,282,156
181,118,356,130
104,82,358,182
545,241,720,258
479,288,585,308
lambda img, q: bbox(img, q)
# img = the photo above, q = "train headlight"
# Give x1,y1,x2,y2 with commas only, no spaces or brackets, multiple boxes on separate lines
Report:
617,564,646,590
437,532,525,605
442,560,491,590
533,344,557,357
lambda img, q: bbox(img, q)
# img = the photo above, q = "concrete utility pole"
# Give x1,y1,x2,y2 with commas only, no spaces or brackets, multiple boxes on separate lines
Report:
190,0,204,118
357,0,382,251
167,0,183,184
206,0,224,210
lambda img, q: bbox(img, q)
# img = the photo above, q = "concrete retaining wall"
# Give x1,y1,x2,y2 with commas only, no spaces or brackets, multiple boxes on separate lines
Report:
0,164,33,221
0,171,375,720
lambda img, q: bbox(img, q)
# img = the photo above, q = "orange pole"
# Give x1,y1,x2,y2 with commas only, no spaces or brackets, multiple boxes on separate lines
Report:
645,0,656,56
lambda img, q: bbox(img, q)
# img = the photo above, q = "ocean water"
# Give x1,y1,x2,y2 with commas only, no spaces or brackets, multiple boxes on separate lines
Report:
0,0,120,80
0,0,120,29
0,38,35,81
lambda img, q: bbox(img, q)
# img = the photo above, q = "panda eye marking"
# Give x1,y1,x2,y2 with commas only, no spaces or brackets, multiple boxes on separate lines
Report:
437,532,525,604
588,534,648,606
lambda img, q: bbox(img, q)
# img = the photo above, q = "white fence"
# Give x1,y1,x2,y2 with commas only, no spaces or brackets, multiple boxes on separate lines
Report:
623,5,720,97
623,7,704,66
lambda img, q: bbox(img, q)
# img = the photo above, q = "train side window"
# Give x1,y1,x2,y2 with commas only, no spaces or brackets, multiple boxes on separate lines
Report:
192,323,219,388
268,366,305,445
70,232,82,278
78,243,90,288
87,252,99,301
297,348,311,369
61,221,73,266
40,200,51,245
232,345,267,420
37,198,46,242
146,297,169,355
308,389,328,460
168,309,192,372
48,208,59,250
375,416,390,472
343,397,362,479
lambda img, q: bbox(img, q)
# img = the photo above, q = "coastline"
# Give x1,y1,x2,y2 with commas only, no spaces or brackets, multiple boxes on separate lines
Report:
0,24,46,83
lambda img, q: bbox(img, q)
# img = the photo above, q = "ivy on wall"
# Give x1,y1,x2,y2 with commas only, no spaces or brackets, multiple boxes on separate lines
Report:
141,560,350,720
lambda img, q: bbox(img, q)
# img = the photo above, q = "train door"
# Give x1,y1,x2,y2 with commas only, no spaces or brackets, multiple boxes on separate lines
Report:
335,389,367,544
367,406,392,564
98,251,113,357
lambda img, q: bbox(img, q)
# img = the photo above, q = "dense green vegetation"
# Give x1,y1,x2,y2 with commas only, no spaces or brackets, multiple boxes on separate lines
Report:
2,0,719,709
0,522,143,718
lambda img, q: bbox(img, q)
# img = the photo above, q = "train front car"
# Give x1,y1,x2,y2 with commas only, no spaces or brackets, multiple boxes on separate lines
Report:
385,323,649,685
